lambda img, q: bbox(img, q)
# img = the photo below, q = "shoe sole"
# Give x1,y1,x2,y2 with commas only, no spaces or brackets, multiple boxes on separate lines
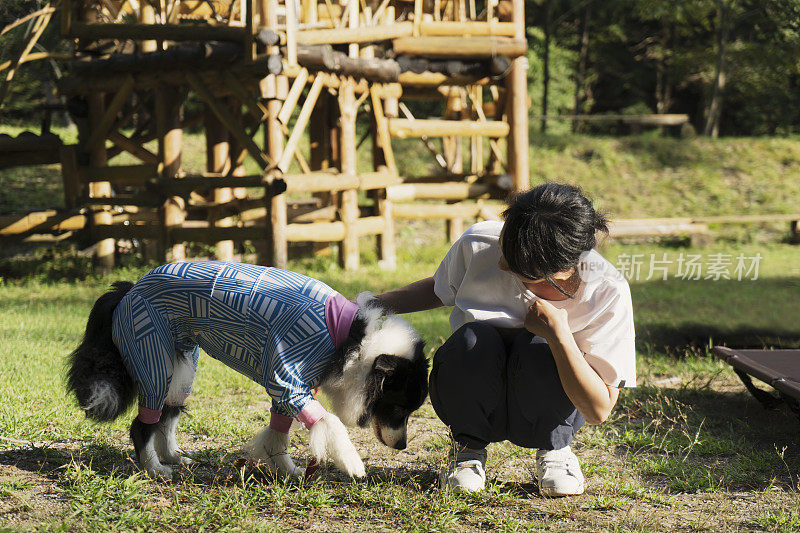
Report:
538,486,584,498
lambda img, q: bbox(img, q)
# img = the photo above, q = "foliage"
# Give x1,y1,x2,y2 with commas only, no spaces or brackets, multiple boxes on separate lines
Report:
526,0,800,136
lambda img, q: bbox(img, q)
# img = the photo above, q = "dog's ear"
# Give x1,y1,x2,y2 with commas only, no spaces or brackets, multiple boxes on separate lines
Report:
373,354,408,397
373,353,398,375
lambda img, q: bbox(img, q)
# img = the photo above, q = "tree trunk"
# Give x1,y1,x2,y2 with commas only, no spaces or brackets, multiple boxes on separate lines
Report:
540,0,552,133
572,2,591,133
704,0,731,138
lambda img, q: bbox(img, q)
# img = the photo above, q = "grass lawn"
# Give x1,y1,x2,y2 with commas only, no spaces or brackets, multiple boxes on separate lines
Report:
1,232,799,531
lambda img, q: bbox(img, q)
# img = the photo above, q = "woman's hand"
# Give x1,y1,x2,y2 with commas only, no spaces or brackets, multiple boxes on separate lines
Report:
524,299,569,339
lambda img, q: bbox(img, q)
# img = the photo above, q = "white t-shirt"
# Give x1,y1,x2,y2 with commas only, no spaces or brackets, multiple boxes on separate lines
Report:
432,220,636,388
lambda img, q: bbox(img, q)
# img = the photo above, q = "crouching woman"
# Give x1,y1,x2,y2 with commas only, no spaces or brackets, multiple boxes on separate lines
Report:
377,183,636,496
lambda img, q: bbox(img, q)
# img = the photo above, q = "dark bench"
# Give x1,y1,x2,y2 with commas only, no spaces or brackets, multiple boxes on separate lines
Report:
712,346,800,421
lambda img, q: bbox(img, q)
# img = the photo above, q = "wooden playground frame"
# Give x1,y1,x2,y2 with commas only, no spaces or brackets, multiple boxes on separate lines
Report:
0,0,530,270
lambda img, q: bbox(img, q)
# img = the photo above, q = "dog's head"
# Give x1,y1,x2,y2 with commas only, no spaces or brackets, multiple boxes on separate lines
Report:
353,293,429,450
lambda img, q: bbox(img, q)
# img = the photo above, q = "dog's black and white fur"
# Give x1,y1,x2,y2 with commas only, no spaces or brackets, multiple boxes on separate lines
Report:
67,284,428,479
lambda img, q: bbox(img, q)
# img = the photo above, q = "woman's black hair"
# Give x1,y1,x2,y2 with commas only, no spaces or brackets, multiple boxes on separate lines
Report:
501,183,609,298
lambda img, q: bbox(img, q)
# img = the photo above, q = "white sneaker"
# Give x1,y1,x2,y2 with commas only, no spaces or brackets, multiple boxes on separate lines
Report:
440,447,487,493
534,445,585,497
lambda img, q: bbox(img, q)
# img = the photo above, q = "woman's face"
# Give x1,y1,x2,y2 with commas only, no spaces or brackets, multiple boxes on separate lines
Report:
497,255,575,301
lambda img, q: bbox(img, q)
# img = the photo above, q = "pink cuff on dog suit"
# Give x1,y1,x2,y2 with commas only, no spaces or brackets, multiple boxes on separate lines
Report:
138,406,162,424
269,411,294,434
296,399,327,429
269,399,327,433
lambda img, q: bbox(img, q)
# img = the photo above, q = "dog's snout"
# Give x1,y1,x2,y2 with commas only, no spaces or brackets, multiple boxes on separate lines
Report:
392,438,407,450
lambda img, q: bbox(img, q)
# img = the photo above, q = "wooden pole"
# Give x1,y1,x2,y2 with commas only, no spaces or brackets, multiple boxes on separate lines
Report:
369,92,396,270
295,21,412,45
286,0,298,66
444,90,464,243
309,82,333,257
393,36,527,57
505,0,528,191
266,90,287,267
206,104,234,261
339,0,360,270
156,85,185,261
139,1,157,53
87,92,115,272
388,118,509,138
277,73,325,172
59,145,81,210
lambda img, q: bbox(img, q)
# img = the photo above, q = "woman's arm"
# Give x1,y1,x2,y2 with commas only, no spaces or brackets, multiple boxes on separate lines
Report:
525,300,619,425
375,277,444,314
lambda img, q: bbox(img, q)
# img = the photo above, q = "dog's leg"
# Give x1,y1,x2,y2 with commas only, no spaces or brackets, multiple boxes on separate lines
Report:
154,405,193,465
309,413,366,477
155,352,197,465
246,427,304,477
131,417,173,479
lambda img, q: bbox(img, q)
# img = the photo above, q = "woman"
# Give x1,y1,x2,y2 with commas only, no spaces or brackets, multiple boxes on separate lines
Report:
376,183,636,496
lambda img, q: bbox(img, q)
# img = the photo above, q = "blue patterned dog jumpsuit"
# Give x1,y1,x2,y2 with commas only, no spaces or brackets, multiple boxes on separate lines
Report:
111,261,338,422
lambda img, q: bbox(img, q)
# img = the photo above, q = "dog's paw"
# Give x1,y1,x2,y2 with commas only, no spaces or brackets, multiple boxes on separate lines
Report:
335,446,366,478
158,448,194,465
167,453,194,466
309,413,366,478
246,427,303,478
144,463,174,479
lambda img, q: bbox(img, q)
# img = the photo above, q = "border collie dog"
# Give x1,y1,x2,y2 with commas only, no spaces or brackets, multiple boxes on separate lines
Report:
67,261,428,479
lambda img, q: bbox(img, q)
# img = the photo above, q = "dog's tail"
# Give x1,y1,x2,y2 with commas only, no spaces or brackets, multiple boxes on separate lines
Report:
66,281,137,422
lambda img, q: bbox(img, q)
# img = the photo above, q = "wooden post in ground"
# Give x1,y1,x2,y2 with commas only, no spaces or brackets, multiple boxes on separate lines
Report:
87,92,115,272
505,0,528,192
309,79,334,257
206,105,234,261
444,90,464,243
370,87,396,270
339,0,360,270
139,1,157,53
259,0,288,267
156,85,185,261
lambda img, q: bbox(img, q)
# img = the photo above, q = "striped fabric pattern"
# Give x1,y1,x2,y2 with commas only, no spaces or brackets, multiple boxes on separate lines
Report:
112,261,338,417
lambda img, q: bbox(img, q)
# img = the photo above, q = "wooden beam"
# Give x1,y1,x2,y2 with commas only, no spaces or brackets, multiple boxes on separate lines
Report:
284,171,358,192
398,72,491,86
370,87,397,173
224,72,268,122
285,0,298,65
83,164,159,185
386,182,494,200
506,0,528,191
388,118,509,138
107,131,159,164
186,72,272,170
82,75,135,154
68,21,249,42
0,211,86,236
276,73,325,172
393,36,527,58
359,170,403,190
393,202,483,219
278,67,309,125
295,22,413,45
59,146,81,209
419,20,516,36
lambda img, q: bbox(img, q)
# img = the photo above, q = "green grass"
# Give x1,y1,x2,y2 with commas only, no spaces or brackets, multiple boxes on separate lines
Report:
2,237,800,530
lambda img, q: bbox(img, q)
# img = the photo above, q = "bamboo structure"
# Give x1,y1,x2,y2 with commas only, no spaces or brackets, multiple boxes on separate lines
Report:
1,0,531,268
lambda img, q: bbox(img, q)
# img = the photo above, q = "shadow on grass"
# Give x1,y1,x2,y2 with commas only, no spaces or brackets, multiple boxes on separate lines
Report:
614,384,800,492
638,324,800,351
0,441,135,478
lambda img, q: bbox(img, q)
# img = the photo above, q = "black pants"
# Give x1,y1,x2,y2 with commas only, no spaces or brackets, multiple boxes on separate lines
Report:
429,322,585,451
